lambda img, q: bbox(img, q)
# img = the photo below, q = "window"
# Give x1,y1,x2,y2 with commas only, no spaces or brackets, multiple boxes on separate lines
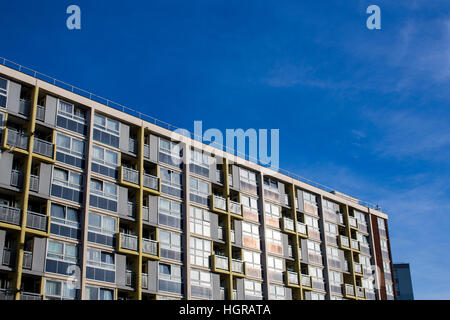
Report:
324,222,338,235
242,222,260,249
310,292,325,300
263,177,278,191
381,239,388,251
269,284,286,300
87,212,117,246
190,269,212,299
160,168,183,198
243,250,261,270
90,179,118,212
158,263,182,294
45,279,77,300
159,230,182,261
189,177,210,206
51,167,83,203
354,210,367,226
0,77,7,108
309,265,324,280
190,149,210,178
86,247,115,283
378,217,386,230
189,206,211,237
239,168,257,185
267,256,284,282
91,144,119,179
327,246,340,259
386,283,394,296
45,240,79,275
55,132,85,168
159,137,183,168
159,197,182,229
383,261,391,274
56,100,87,135
85,286,114,300
241,195,258,213
49,203,81,240
328,270,343,284
303,191,317,204
190,237,211,268
244,279,263,299
305,215,319,229
307,240,321,255
264,202,280,218
93,114,120,148
265,228,282,245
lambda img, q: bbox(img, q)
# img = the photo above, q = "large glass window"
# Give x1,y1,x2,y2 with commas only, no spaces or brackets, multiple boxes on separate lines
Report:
49,203,81,240
241,195,258,213
244,279,263,299
87,212,117,247
56,100,87,135
159,137,183,168
267,256,284,282
45,279,77,300
93,114,120,148
85,286,114,300
86,247,115,283
158,263,182,294
55,132,85,168
189,177,210,206
45,239,79,276
51,167,83,203
190,149,210,178
190,269,212,299
91,144,119,179
239,168,257,185
0,77,7,108
90,179,118,212
264,202,280,219
242,221,260,250
160,168,183,198
269,284,286,300
189,206,211,237
189,237,211,268
159,197,182,229
159,230,182,261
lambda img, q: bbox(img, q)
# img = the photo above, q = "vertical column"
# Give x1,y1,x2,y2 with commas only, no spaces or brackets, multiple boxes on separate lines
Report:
13,85,38,300
223,158,234,300
289,184,303,300
258,172,270,300
136,125,145,300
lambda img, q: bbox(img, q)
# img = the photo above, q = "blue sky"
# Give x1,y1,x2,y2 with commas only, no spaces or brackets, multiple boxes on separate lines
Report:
1,0,449,299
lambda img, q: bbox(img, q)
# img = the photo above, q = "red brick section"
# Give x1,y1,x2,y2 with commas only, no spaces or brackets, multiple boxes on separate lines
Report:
385,217,398,300
370,214,386,300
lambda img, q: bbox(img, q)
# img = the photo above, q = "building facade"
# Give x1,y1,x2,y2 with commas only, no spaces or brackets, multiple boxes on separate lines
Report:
394,263,414,300
0,62,396,300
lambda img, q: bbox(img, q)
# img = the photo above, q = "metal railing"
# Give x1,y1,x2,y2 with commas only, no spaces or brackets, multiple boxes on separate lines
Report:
0,289,14,300
36,105,45,121
217,226,224,240
353,262,363,274
231,259,244,274
283,217,295,232
128,138,137,154
213,195,227,211
19,99,31,116
23,251,33,269
6,129,29,150
126,270,135,287
142,206,149,222
33,138,54,158
339,235,350,248
20,292,42,300
301,274,312,287
143,173,159,191
287,271,299,285
214,255,229,270
0,56,383,212
141,273,148,289
29,174,40,192
122,167,139,185
120,233,138,251
2,248,16,267
0,204,21,225
26,211,48,231
351,239,360,251
344,283,355,297
348,216,358,228
229,200,242,216
297,221,307,235
10,169,23,188
230,229,235,243
356,286,366,299
142,238,158,256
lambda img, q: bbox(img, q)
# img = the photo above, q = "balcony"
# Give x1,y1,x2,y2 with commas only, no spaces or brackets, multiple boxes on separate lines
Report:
143,173,159,191
20,292,42,300
26,211,48,232
33,138,54,158
6,130,29,150
288,245,293,258
126,270,135,287
287,271,299,286
231,259,245,274
2,248,16,267
230,229,235,243
220,287,225,300
29,174,39,193
217,226,224,241
301,274,312,288
350,239,360,251
296,221,308,236
353,262,363,274
10,170,23,188
127,202,136,219
121,167,139,185
213,255,229,271
120,233,138,251
339,235,350,248
142,206,149,222
19,99,31,116
282,217,295,232
142,238,158,256
0,289,14,300
212,195,227,212
356,286,366,299
36,105,45,122
128,138,137,154
229,201,242,216
348,216,358,229
215,170,223,184
141,273,148,289
23,251,33,269
0,204,21,226
344,283,355,297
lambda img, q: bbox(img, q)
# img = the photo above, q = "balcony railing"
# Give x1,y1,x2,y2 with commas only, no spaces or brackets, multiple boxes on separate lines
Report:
356,286,366,299
0,289,14,300
29,174,39,192
2,248,16,267
20,292,42,300
23,251,33,269
229,201,242,216
128,138,137,154
120,233,138,251
301,274,312,287
213,195,227,211
141,273,148,289
143,144,150,159
19,99,31,116
215,170,223,184
0,204,21,225
288,245,293,258
353,262,363,274
6,130,29,150
297,222,307,236
36,105,45,122
142,238,158,256
219,287,225,300
351,239,360,251
228,174,233,187
230,229,235,243
339,235,350,248
348,216,358,228
10,170,23,188
122,167,139,185
127,202,136,218
231,259,244,274
26,211,48,232
217,226,224,240
142,206,149,222
344,283,355,297
214,255,229,271
282,217,295,232
126,270,135,287
143,173,159,191
33,138,54,158
287,271,299,285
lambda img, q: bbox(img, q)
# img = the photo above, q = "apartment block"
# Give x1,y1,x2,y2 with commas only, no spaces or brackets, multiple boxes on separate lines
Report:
0,60,396,300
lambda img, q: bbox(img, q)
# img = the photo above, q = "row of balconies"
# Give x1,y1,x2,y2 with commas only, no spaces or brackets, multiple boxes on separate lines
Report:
0,204,49,232
121,167,159,191
211,254,245,275
211,194,242,216
0,288,43,301
3,128,55,159
118,233,159,257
